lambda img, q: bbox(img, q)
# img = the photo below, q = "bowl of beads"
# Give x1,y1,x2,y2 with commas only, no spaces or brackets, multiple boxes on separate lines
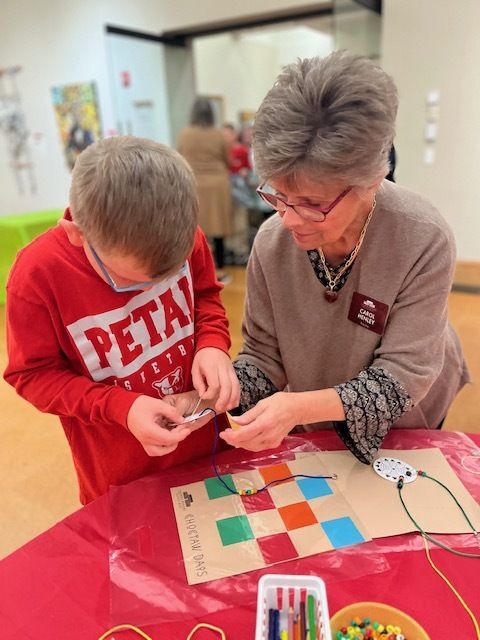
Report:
330,602,430,639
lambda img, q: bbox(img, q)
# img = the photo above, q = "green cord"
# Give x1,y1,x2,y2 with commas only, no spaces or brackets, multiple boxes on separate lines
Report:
397,471,480,559
422,472,478,535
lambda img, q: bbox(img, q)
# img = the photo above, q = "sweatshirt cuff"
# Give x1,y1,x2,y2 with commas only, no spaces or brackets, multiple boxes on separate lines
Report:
195,334,231,356
105,387,143,429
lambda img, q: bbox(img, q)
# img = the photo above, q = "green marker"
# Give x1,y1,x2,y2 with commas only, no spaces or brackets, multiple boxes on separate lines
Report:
307,593,316,640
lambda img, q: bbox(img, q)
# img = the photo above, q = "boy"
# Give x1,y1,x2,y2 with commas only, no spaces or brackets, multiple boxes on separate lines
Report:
4,136,239,504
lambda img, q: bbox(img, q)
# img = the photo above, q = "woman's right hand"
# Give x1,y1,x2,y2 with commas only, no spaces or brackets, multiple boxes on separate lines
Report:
126,395,190,456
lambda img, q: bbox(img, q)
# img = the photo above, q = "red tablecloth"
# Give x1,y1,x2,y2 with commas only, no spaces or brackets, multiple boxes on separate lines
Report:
1,430,479,640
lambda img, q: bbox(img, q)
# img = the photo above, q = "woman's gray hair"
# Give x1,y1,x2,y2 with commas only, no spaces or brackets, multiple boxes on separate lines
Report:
70,136,198,277
253,51,398,187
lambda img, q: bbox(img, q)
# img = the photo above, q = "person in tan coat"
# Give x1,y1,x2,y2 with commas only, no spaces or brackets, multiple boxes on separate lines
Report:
178,98,232,281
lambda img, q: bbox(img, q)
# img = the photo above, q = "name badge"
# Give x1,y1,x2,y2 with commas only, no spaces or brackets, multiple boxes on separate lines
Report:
348,292,389,335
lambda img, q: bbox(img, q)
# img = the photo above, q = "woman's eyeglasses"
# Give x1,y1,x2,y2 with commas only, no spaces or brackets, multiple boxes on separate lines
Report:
256,183,352,222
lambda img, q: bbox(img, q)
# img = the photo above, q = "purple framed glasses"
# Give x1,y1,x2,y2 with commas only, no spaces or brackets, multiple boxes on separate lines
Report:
256,183,352,222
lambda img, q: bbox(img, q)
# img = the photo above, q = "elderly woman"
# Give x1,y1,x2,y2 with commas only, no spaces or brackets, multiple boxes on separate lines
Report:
221,51,469,463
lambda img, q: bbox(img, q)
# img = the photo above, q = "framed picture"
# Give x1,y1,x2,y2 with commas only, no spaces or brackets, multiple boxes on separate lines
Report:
51,81,102,170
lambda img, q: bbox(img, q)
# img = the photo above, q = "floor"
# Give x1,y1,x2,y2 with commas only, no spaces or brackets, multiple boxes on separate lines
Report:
1,265,479,559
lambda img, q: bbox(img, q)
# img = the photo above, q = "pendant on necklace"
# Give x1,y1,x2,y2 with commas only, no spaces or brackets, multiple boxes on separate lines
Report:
324,289,338,303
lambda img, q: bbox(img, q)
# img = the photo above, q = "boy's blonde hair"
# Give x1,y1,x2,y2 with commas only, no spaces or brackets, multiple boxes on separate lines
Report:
70,136,198,277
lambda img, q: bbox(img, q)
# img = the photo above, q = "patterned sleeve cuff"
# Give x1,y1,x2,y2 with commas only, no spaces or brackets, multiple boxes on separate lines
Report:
231,360,278,415
334,367,413,464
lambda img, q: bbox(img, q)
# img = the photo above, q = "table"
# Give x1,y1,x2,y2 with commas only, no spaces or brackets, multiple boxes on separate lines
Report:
1,430,479,639
0,209,61,304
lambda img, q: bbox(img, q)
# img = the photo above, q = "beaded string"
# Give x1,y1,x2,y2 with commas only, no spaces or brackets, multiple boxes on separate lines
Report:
206,409,337,495
396,470,480,559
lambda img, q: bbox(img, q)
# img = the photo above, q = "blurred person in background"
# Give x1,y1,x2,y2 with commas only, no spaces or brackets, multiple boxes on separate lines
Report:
178,98,232,283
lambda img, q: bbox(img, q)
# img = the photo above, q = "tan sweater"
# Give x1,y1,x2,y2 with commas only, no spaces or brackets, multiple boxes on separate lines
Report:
178,126,232,237
235,180,469,445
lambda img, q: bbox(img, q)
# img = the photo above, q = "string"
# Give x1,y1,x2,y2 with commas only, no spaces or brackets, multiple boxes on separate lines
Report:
98,624,153,640
422,536,480,639
208,409,336,495
98,622,227,640
397,472,480,559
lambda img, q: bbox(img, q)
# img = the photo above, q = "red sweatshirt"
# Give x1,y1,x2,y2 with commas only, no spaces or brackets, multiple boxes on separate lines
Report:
4,222,231,504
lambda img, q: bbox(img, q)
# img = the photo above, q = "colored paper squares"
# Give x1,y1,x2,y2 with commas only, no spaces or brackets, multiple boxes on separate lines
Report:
278,501,318,531
242,490,276,514
268,481,304,508
297,477,333,500
248,509,286,539
258,463,293,486
205,475,235,499
257,532,299,565
321,516,365,549
288,523,332,556
216,515,254,546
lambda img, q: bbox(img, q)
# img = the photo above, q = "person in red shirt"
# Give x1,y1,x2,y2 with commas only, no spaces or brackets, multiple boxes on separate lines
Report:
4,136,239,504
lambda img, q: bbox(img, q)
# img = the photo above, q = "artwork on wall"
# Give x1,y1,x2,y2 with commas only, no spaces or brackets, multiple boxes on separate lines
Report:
51,81,102,170
0,65,37,195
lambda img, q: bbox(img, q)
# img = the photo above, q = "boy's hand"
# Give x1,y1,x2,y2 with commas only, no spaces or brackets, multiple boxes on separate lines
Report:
192,348,240,413
163,391,214,433
126,395,190,457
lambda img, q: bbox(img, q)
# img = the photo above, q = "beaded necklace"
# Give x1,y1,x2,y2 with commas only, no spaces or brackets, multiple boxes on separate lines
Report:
319,196,376,303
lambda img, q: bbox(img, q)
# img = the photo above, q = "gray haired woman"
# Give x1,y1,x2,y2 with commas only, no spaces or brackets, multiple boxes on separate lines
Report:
221,51,469,463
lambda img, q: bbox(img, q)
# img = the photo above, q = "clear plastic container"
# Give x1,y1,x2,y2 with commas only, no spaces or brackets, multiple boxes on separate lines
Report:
255,573,332,640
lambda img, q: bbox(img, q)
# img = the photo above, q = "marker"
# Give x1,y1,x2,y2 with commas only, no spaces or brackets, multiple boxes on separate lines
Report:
274,608,280,640
307,594,316,640
268,608,275,640
300,601,307,640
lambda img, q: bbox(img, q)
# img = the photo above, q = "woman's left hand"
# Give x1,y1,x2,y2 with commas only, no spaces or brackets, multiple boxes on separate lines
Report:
220,392,300,452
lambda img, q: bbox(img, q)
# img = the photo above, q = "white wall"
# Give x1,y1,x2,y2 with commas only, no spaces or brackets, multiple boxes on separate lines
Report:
0,0,328,217
2,0,480,261
194,26,334,125
0,1,116,214
193,33,277,124
382,0,480,261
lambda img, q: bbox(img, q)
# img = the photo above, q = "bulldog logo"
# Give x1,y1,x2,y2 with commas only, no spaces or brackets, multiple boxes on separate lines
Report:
152,366,183,396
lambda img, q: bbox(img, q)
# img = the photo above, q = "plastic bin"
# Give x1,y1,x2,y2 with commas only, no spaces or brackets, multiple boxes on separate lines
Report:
255,573,332,640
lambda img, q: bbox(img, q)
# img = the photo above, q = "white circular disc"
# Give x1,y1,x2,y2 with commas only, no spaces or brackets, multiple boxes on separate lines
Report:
372,457,417,483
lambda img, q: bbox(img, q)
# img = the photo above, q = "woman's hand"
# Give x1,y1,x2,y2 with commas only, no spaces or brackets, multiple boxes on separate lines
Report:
192,347,240,413
126,395,190,456
220,392,300,452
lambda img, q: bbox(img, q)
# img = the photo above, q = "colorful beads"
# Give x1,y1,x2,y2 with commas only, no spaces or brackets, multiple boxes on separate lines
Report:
237,488,258,495
333,617,408,640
